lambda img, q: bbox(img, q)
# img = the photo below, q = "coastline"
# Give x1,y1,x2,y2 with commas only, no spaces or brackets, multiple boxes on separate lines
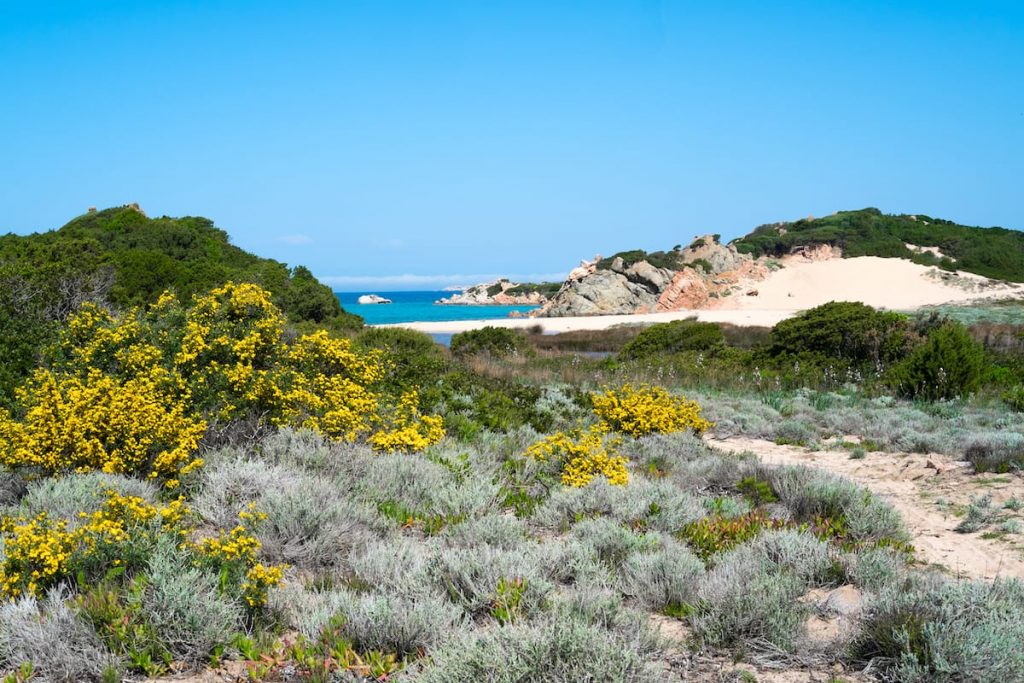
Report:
375,308,799,334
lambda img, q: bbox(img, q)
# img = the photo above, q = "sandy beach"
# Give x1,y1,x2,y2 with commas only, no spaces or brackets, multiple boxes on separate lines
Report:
378,308,799,334
380,257,1023,334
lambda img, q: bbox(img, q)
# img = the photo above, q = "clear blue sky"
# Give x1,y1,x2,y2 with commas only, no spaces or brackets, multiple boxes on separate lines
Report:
1,1,1022,290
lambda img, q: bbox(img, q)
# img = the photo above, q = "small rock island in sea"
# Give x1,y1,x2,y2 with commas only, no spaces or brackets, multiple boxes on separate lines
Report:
435,279,559,306
357,294,392,304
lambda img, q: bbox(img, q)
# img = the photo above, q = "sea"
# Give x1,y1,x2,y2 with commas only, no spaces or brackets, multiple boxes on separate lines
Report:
335,290,540,326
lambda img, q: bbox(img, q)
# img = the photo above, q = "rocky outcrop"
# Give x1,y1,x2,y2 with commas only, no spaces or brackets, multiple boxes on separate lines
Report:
536,235,774,317
540,270,662,316
357,294,392,304
656,269,710,310
791,243,841,261
436,279,552,306
681,235,750,274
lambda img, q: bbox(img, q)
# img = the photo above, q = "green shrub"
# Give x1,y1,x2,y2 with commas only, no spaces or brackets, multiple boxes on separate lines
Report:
692,545,810,652
888,322,986,400
437,370,551,433
619,320,725,360
0,587,120,681
356,327,448,395
505,281,561,297
450,327,529,358
596,248,683,272
768,301,913,370
414,609,664,683
963,433,1024,473
684,258,713,273
1002,385,1024,412
852,576,1024,680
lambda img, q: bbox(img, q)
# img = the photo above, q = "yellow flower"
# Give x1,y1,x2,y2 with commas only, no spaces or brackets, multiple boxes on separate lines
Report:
591,383,713,438
525,424,628,487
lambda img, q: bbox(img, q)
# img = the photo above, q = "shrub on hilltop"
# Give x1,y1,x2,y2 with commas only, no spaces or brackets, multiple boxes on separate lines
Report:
733,207,1024,282
0,207,362,400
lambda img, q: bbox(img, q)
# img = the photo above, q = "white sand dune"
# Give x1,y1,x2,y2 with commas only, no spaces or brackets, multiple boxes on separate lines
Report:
381,257,1022,334
730,256,1020,311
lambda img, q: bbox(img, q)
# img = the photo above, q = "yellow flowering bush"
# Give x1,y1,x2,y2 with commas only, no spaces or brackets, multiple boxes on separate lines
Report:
0,283,443,491
169,283,290,423
519,384,713,490
591,383,713,438
0,489,284,614
194,506,285,608
157,284,442,450
525,424,628,487
0,513,76,598
0,368,206,487
0,490,190,598
368,390,446,453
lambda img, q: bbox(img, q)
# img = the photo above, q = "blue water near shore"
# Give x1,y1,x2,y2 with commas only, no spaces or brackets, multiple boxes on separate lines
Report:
335,291,539,326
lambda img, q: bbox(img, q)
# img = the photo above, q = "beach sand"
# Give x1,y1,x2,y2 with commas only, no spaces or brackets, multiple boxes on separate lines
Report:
379,308,796,334
381,256,1023,334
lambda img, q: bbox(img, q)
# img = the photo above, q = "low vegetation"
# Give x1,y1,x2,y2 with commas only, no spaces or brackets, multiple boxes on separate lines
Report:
0,211,1022,680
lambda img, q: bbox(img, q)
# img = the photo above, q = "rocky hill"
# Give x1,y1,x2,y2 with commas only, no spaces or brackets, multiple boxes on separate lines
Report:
537,235,771,316
536,209,1024,317
436,279,559,306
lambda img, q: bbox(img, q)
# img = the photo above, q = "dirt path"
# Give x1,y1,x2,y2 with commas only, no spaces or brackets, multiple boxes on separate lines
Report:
712,436,1024,581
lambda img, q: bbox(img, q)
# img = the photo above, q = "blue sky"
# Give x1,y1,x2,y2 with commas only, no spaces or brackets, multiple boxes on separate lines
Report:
1,1,1022,290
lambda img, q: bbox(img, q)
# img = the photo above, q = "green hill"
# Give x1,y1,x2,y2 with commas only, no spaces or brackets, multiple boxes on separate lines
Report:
732,208,1024,282
0,205,360,398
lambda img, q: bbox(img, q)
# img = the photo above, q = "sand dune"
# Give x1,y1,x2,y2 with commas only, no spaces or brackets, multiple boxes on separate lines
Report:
383,257,1022,334
729,256,1021,311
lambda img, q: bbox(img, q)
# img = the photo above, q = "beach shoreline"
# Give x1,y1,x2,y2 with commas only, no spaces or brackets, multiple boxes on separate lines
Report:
375,308,799,333
376,256,1024,334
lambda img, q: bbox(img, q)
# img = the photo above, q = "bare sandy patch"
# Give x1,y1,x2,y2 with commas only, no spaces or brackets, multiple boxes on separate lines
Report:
728,256,1022,312
712,436,1024,581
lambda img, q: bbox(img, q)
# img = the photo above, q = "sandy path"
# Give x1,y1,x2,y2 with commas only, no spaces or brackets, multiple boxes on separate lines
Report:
713,437,1024,581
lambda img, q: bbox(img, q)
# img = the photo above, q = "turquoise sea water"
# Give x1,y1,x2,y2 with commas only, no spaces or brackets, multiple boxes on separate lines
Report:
335,291,539,326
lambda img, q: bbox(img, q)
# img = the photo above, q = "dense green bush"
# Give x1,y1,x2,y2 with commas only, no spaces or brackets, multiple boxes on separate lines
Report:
505,281,561,297
450,326,530,358
596,248,683,271
888,322,986,400
1002,385,1024,412
619,320,725,360
768,301,913,370
437,370,552,434
356,327,448,395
